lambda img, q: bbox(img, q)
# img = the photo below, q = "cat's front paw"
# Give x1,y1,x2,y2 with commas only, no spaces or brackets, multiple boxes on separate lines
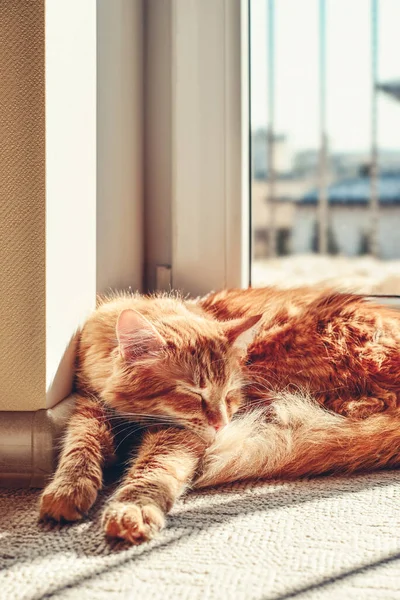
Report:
39,479,98,522
102,501,165,544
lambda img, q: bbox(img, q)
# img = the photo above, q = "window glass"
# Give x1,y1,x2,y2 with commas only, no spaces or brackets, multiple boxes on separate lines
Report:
250,0,400,294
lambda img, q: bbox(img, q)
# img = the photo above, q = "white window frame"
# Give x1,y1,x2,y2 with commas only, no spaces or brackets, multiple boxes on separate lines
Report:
145,0,249,298
171,0,249,297
46,0,144,409
45,0,97,409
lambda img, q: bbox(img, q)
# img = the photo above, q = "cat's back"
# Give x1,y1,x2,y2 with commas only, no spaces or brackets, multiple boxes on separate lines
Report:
208,287,400,414
200,286,321,321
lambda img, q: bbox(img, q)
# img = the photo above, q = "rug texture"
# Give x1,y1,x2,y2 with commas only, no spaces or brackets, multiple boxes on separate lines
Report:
1,472,400,600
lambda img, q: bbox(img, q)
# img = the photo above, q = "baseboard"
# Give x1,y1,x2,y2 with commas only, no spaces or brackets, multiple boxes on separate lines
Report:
0,395,75,488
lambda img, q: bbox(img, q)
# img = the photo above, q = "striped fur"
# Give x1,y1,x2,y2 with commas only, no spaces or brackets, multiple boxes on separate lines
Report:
40,287,400,544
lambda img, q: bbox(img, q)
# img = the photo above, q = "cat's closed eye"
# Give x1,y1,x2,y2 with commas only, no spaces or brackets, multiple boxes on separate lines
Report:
191,392,207,412
224,390,242,415
179,387,205,406
225,391,235,405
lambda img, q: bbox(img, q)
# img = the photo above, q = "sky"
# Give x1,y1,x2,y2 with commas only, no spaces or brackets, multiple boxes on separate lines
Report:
250,0,400,153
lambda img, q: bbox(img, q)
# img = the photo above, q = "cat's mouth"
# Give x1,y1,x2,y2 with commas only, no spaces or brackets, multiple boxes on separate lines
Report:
185,423,223,445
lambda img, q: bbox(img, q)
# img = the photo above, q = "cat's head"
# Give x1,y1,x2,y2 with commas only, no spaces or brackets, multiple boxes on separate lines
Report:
105,308,262,442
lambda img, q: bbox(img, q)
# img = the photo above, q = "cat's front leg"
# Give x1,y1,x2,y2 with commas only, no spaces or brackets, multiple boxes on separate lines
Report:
102,427,205,544
40,394,115,522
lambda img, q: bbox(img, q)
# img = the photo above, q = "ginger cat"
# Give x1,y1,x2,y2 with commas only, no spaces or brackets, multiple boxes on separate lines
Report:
40,288,400,544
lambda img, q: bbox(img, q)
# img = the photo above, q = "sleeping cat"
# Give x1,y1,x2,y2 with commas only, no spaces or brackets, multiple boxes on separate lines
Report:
40,287,400,544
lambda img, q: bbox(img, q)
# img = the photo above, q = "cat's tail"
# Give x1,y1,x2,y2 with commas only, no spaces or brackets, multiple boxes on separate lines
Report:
194,391,400,488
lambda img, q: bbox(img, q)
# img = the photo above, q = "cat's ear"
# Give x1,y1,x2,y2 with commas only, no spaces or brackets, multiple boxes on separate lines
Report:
224,314,263,354
116,309,166,361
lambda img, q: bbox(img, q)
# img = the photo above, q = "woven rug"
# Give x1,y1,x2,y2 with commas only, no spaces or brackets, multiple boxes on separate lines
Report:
1,472,400,600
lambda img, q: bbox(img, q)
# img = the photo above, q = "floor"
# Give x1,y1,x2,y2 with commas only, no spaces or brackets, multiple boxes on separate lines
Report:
1,471,400,600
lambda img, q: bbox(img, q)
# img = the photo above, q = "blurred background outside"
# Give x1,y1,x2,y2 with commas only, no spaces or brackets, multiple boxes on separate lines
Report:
250,0,400,293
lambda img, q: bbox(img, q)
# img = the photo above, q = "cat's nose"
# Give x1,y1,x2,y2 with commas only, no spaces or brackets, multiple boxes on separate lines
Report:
207,411,227,432
209,418,225,431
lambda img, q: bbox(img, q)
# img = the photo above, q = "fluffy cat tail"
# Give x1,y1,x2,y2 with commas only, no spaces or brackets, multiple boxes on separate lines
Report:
194,391,400,488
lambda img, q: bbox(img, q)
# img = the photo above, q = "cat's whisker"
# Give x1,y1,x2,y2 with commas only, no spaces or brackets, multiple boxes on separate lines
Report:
112,417,178,426
114,429,145,453
112,426,139,441
243,370,281,386
110,422,179,438
103,412,179,424
244,381,276,395
114,423,180,453
242,399,271,410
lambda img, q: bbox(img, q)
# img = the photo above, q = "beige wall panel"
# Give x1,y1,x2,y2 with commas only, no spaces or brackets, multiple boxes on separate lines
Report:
0,2,45,411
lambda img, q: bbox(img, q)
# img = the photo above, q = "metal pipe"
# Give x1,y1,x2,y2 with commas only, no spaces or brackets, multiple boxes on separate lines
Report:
370,0,379,258
267,0,276,258
0,396,74,488
318,0,328,254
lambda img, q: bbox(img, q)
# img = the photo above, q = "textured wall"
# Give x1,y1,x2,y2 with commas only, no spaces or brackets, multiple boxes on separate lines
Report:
0,2,46,410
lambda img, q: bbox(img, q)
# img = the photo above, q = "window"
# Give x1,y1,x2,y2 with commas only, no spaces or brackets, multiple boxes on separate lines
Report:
250,0,400,294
